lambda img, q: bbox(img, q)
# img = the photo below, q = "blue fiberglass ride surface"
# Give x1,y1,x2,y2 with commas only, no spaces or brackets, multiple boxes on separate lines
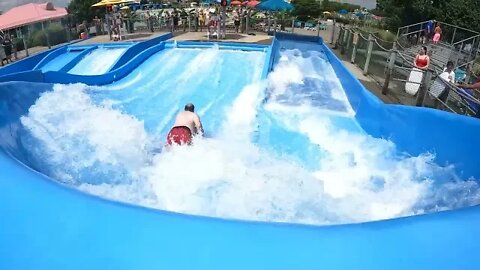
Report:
1,34,480,269
39,50,83,72
67,46,130,75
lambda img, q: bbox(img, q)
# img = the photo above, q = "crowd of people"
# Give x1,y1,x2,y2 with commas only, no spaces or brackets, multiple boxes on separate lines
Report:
139,7,250,35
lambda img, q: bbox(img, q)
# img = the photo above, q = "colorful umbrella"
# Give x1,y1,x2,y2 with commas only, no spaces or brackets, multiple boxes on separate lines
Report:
91,0,134,7
256,0,293,11
245,0,260,8
231,0,243,5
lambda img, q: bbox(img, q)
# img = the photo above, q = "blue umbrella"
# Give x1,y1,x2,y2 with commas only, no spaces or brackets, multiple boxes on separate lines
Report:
256,0,293,11
338,9,348,14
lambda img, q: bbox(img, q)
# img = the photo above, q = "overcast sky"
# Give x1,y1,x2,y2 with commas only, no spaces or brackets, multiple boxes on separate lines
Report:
339,0,376,9
0,0,71,12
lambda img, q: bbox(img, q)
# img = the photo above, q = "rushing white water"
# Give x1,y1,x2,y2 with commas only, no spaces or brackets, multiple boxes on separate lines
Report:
68,47,128,75
19,48,480,225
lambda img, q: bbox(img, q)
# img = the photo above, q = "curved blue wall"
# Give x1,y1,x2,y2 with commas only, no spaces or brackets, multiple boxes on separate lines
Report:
322,36,480,178
1,34,480,269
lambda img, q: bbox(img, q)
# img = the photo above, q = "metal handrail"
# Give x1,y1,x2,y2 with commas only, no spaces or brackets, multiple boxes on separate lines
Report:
373,39,392,52
429,68,480,115
397,21,428,33
452,34,480,47
397,20,480,36
440,21,480,35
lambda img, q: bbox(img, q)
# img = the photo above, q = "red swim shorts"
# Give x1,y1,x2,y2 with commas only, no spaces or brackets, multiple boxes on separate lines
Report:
166,126,193,146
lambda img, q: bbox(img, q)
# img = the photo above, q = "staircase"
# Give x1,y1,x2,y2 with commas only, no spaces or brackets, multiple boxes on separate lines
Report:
395,20,479,72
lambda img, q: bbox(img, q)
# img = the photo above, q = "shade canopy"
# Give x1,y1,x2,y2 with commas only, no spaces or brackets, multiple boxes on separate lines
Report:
245,0,260,8
92,0,135,7
0,2,68,30
256,0,293,11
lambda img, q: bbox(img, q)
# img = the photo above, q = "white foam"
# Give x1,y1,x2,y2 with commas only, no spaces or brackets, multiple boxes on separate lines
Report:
21,84,150,184
69,47,128,75
20,48,480,225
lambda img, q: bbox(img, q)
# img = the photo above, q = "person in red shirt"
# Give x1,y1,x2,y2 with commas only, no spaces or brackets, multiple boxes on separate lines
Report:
414,46,430,70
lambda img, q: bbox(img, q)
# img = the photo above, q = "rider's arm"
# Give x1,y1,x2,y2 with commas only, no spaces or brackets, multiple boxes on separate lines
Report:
459,81,480,90
193,114,204,136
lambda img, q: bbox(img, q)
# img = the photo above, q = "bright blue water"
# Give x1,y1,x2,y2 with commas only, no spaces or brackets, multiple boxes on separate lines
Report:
68,47,129,75
40,51,82,72
7,43,480,225
94,46,266,138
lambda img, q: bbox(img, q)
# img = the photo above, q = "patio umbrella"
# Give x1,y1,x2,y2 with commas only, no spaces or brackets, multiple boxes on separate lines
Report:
256,0,293,11
256,0,293,34
337,9,348,15
231,0,242,5
245,0,260,8
92,0,135,7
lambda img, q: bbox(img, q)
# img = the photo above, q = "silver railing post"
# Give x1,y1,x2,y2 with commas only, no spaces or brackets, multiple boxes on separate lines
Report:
351,32,358,63
363,33,374,75
451,27,457,44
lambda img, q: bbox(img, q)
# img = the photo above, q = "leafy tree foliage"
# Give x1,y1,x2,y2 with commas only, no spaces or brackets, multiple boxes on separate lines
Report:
321,0,360,12
291,0,322,21
291,0,360,21
375,0,480,33
68,0,106,23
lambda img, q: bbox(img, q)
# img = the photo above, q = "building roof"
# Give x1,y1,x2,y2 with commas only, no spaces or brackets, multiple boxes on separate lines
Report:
0,2,68,30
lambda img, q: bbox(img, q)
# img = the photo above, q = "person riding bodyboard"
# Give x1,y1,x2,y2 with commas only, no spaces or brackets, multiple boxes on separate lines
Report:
166,103,204,146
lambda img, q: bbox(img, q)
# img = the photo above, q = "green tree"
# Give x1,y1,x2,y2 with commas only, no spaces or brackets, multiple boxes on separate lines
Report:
375,0,480,33
68,0,106,24
291,0,321,21
321,0,360,12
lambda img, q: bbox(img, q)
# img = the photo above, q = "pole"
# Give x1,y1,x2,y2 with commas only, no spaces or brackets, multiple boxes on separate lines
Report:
316,17,320,37
363,33,374,75
330,19,336,44
351,32,358,63
454,41,463,67
23,36,29,57
333,26,342,49
416,22,423,45
246,9,250,34
217,16,220,40
291,18,295,33
340,29,348,54
106,11,112,41
267,12,271,33
273,14,277,35
41,21,51,49
345,30,352,52
382,45,397,95
451,27,457,45
222,6,226,39
468,37,476,61
416,70,432,106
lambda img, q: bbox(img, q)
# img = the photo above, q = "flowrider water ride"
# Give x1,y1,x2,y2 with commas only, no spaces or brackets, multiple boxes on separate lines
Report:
1,33,480,269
